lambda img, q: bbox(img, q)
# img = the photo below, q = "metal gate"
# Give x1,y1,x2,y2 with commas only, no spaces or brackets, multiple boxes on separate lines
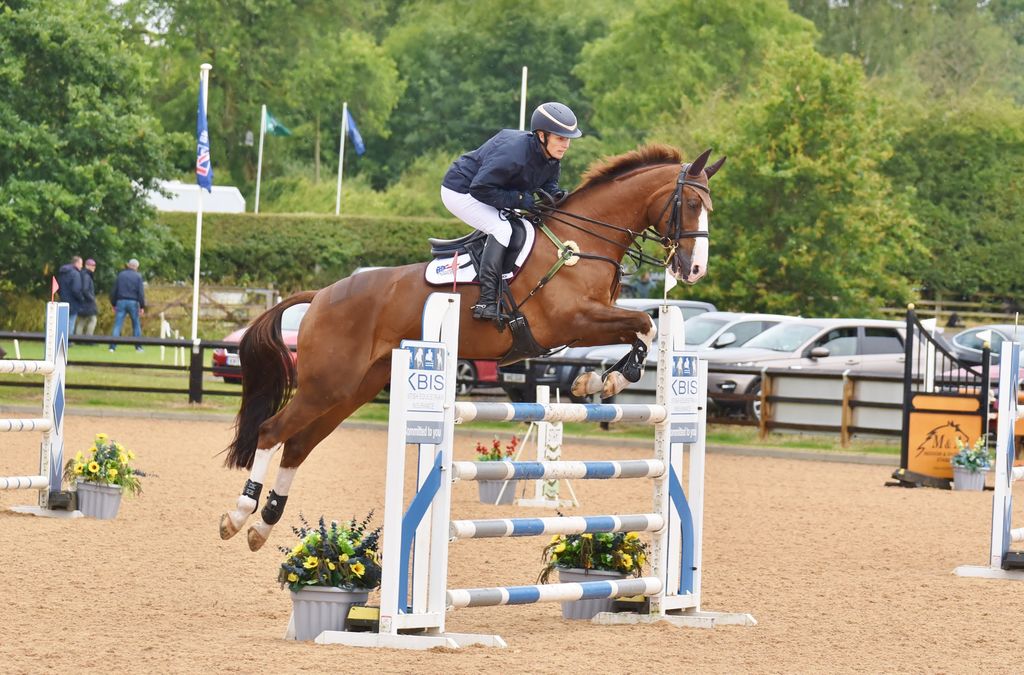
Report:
892,306,991,488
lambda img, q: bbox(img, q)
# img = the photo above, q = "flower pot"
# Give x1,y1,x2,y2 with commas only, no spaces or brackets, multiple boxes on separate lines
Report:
556,567,627,620
477,479,518,505
953,466,987,491
75,480,123,519
289,586,370,641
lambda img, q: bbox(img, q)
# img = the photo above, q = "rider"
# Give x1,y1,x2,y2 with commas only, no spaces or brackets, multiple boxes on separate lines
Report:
440,101,582,321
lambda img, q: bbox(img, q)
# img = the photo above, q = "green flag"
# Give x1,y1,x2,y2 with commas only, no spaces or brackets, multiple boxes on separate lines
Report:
265,109,292,136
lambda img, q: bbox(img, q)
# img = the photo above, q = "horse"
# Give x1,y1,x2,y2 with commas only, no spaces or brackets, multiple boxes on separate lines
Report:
220,144,725,551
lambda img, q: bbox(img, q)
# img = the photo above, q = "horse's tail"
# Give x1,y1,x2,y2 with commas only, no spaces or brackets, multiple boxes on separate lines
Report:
224,290,317,470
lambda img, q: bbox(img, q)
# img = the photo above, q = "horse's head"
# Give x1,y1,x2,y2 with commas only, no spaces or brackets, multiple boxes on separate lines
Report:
649,148,725,285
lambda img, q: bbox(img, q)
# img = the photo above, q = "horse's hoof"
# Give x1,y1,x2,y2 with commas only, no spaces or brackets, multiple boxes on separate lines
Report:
571,371,603,397
247,521,272,552
601,371,628,399
219,513,240,540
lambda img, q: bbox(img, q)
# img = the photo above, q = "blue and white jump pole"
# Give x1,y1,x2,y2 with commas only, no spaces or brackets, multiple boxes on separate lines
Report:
315,293,754,649
955,340,1024,580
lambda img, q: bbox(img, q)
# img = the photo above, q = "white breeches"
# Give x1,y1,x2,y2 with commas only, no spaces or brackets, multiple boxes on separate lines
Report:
441,186,513,247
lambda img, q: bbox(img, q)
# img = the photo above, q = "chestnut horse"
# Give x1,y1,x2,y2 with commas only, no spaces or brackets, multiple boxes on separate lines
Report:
220,144,724,551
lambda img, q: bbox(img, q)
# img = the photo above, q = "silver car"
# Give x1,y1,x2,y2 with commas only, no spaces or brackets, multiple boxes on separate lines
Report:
706,318,907,418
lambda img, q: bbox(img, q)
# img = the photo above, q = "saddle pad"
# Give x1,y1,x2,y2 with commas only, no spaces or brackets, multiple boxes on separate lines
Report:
424,225,536,286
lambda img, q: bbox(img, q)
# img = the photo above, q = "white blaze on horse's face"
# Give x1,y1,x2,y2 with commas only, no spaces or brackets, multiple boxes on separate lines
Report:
687,206,709,283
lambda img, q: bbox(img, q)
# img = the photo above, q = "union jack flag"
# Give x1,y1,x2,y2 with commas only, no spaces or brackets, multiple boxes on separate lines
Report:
196,76,213,191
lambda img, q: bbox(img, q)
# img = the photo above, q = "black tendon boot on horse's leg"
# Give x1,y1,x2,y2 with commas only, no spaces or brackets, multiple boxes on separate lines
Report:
247,465,297,551
472,236,506,321
220,444,281,540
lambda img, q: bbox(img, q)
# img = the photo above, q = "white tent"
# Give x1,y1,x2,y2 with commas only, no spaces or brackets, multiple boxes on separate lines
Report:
148,180,246,213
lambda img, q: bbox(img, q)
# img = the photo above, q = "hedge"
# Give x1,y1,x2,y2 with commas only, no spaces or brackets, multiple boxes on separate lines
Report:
154,211,466,291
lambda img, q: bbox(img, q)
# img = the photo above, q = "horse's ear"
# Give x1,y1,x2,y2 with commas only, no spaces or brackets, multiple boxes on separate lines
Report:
687,148,712,176
705,156,726,180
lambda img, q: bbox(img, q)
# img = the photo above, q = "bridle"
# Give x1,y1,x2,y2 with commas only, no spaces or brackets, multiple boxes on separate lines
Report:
529,163,710,271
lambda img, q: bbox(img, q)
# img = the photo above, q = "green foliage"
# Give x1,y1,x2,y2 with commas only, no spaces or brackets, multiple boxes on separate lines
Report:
538,531,650,583
577,0,817,143
278,514,382,592
63,433,144,497
679,45,920,315
154,211,466,290
0,0,177,295
883,97,1024,299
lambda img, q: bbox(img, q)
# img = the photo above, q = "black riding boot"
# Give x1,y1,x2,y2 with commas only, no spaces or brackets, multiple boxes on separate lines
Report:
472,236,506,321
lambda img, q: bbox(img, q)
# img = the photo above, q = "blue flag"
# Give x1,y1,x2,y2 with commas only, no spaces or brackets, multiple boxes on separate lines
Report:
195,76,213,192
345,108,366,156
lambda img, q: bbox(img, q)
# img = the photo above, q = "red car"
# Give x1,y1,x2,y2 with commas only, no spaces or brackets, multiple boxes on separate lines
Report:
211,301,497,393
211,303,309,382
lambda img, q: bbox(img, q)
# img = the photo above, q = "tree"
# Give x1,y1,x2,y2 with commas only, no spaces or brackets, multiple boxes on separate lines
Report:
884,97,1024,299
680,45,920,315
576,0,817,145
0,0,177,294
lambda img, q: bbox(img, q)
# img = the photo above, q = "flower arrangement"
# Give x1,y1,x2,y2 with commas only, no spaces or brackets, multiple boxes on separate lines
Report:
62,433,142,496
537,531,651,584
951,436,992,474
278,513,382,592
475,435,518,462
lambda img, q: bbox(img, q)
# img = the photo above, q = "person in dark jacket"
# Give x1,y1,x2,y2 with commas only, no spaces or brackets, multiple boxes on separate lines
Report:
57,256,84,334
441,101,582,321
76,258,99,337
108,258,146,352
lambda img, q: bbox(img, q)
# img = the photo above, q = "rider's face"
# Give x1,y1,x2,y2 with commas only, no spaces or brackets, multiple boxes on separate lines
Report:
540,132,571,160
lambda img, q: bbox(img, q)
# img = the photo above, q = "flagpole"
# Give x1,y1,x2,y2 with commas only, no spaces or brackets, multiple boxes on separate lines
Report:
191,63,212,345
335,101,348,216
519,66,528,130
254,104,266,213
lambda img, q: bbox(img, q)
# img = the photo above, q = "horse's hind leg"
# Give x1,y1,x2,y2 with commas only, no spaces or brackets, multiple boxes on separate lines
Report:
219,442,283,540
245,358,393,551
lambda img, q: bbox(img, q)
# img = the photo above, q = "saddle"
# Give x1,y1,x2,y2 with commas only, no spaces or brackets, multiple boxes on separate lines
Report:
423,217,535,287
423,216,551,365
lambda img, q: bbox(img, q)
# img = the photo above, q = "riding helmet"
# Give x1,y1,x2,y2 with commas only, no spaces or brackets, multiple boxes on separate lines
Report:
530,102,583,139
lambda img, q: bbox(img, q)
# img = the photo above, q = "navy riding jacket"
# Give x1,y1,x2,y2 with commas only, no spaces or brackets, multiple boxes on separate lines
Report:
57,263,84,313
110,269,146,309
442,130,561,210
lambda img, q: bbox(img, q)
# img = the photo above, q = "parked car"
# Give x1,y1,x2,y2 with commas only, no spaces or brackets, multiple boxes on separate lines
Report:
706,318,908,419
212,303,309,382
456,359,499,395
498,298,717,402
949,324,1024,364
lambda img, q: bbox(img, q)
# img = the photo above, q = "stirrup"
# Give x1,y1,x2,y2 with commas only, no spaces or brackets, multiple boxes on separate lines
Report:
472,303,500,321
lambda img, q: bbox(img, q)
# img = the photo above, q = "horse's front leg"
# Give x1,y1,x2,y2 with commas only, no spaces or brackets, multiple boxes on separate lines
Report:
568,305,657,399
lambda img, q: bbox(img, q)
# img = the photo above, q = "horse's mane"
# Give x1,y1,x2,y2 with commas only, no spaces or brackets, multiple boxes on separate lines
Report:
575,144,682,192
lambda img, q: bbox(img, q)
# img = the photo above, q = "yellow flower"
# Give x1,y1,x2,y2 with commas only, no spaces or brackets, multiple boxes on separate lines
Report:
625,532,639,542
287,573,298,583
95,433,108,444
327,561,337,571
88,461,100,474
621,554,633,570
553,543,566,554
303,556,318,569
339,553,349,563
88,446,97,455
351,562,366,578
637,554,646,566
550,535,561,544
581,533,593,540
74,463,85,475
74,451,83,462
119,453,129,464
127,450,135,460
291,543,305,556
107,468,118,480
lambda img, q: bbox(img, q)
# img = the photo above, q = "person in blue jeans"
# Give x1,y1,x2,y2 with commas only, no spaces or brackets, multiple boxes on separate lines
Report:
108,258,146,352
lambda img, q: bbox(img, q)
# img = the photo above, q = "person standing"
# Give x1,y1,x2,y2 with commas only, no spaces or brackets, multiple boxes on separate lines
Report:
109,258,146,352
57,256,84,334
76,258,99,337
